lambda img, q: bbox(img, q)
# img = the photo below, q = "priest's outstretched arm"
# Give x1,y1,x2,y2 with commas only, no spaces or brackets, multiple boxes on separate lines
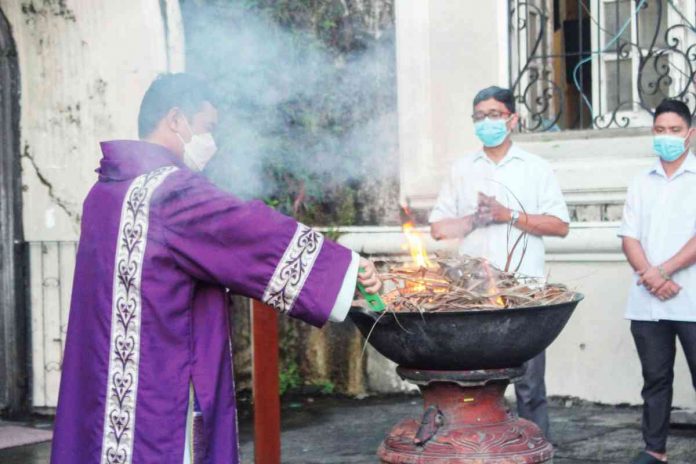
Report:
156,170,380,326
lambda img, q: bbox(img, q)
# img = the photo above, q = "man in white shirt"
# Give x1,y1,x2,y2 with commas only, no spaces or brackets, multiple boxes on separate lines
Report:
429,86,570,439
619,99,696,464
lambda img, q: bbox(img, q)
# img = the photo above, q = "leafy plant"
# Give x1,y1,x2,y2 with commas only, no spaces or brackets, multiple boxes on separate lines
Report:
182,0,398,226
279,361,302,396
315,380,335,394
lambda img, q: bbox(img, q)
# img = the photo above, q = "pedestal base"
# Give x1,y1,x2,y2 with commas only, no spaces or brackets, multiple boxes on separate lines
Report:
378,368,553,464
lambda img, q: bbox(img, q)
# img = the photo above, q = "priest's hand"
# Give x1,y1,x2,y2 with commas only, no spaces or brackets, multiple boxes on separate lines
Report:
358,258,381,294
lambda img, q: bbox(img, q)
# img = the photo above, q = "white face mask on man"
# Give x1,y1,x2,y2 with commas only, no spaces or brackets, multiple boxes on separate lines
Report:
176,118,218,171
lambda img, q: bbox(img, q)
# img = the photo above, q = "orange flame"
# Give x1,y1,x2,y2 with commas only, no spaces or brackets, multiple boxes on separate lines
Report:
482,260,505,307
402,221,434,269
400,205,441,295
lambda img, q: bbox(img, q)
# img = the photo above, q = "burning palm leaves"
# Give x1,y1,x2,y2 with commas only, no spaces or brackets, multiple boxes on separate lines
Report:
369,205,575,313
380,256,575,313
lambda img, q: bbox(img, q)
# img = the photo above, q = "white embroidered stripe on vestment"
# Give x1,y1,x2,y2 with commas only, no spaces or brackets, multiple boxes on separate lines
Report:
100,166,177,464
262,223,324,314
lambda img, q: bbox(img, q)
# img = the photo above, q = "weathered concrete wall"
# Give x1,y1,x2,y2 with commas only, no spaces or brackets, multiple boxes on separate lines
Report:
0,0,184,242
1,0,185,409
231,294,369,397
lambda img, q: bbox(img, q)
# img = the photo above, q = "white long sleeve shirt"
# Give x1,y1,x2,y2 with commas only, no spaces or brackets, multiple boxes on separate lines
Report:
429,145,569,278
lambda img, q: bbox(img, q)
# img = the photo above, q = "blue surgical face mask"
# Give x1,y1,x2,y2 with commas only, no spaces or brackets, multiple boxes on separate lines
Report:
653,135,686,162
474,118,510,148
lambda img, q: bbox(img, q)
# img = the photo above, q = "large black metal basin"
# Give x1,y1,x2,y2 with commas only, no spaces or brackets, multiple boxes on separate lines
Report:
349,295,582,370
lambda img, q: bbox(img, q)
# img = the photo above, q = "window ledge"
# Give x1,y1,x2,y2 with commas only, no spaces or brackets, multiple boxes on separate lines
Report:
515,127,652,143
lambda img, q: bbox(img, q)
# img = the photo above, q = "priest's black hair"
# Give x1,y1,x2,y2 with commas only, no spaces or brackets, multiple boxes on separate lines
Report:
138,73,217,138
654,99,693,128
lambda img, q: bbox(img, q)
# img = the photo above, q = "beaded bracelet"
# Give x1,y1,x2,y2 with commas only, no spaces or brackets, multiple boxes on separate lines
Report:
657,265,671,281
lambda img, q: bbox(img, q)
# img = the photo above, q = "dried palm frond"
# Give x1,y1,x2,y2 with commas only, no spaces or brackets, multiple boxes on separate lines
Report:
378,256,576,313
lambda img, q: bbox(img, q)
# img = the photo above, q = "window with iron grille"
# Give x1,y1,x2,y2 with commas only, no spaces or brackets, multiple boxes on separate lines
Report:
509,0,696,132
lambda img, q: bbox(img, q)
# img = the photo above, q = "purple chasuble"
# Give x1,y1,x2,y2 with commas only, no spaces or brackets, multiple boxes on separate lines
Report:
50,140,353,464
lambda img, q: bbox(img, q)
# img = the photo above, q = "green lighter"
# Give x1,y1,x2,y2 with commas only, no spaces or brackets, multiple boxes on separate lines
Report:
357,267,386,312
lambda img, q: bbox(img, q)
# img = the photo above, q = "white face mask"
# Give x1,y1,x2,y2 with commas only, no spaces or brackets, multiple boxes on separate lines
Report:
177,119,218,171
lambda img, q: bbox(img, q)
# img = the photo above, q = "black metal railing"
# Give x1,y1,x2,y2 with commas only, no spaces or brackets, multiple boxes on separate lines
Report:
510,0,696,132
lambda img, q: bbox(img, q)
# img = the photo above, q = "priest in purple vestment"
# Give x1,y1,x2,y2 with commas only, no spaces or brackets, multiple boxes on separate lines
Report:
50,73,381,464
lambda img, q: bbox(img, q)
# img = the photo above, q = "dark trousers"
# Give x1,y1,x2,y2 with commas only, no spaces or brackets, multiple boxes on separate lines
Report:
631,320,696,453
515,350,550,439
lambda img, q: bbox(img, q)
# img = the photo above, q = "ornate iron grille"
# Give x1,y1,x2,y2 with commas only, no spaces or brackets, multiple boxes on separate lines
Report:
510,0,696,132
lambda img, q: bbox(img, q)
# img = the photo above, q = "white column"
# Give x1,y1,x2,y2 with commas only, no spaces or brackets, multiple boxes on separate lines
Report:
396,0,510,208
395,0,434,207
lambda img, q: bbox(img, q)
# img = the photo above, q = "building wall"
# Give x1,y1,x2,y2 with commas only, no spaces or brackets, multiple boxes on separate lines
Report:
0,0,184,242
390,0,696,409
0,0,185,409
397,0,510,206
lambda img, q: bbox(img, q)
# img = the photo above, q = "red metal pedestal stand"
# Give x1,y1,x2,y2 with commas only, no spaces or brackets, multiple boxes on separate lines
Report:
379,367,553,464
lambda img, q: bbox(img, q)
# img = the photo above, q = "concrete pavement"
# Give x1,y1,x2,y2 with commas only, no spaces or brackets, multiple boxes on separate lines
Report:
1,394,695,463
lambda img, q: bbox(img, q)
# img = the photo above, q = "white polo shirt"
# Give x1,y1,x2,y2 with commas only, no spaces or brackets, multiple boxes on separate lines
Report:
619,152,696,322
429,145,569,278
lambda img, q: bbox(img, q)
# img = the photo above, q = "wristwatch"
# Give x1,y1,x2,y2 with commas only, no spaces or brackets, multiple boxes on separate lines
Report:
510,210,520,224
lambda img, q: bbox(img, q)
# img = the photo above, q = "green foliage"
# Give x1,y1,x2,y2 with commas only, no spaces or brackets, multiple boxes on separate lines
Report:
242,0,381,53
279,361,301,396
183,0,397,226
323,226,343,242
315,380,335,394
279,361,335,395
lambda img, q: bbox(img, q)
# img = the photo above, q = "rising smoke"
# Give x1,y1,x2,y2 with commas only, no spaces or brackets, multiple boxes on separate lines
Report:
180,0,398,222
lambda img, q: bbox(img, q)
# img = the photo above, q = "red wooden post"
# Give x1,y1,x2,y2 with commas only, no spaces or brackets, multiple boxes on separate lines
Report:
251,300,281,464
